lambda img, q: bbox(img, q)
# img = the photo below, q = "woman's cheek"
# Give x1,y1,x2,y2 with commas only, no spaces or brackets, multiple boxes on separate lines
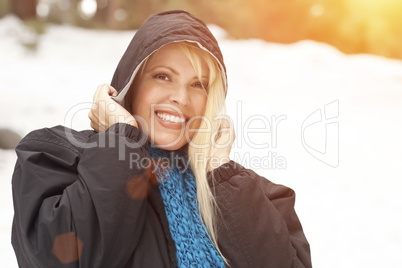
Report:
185,117,204,140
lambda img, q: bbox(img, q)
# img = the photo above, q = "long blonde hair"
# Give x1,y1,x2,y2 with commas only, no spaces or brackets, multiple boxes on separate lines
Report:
126,41,228,263
178,41,228,264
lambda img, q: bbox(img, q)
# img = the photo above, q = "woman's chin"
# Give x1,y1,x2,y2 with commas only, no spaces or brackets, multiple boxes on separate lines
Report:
151,142,186,151
150,136,187,151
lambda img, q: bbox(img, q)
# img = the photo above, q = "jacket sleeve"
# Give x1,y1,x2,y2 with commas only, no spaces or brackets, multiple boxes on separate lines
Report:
209,161,312,268
11,123,151,268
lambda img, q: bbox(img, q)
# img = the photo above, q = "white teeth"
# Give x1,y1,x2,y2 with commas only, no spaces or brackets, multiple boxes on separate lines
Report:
157,112,185,123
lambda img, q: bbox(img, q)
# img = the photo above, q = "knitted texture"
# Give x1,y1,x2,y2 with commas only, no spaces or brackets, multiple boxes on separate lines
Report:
148,145,225,268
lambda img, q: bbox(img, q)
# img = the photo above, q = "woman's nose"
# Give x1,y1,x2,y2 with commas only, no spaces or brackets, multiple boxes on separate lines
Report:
169,84,189,106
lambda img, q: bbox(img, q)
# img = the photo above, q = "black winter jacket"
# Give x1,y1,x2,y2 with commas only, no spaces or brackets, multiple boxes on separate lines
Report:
12,10,311,267
12,124,311,267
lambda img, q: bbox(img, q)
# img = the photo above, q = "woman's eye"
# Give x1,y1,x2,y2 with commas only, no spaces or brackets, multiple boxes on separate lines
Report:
153,73,169,81
193,81,207,89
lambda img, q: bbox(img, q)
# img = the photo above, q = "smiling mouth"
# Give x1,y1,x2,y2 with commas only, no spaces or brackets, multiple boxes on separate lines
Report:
155,111,187,124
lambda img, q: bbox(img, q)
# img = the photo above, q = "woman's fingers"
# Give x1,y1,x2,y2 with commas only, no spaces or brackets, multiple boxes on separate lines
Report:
214,116,235,148
208,116,235,171
109,86,118,97
93,84,117,103
89,84,137,132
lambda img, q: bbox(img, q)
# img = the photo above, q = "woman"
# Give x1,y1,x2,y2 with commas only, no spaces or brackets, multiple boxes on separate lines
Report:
12,10,311,268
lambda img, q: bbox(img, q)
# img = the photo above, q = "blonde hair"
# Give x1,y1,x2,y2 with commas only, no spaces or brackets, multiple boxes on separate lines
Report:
126,41,228,264
178,42,228,264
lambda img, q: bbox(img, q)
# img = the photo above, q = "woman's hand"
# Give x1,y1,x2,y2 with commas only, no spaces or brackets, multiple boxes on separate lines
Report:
208,116,236,172
88,84,137,132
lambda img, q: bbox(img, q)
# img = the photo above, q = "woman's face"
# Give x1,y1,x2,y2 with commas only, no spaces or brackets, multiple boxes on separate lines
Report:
130,43,209,150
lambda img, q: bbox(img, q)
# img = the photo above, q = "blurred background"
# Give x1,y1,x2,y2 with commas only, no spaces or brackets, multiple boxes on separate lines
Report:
2,0,402,59
1,1,402,267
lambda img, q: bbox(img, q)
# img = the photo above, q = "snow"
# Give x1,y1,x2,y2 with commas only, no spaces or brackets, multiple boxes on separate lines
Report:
1,15,402,267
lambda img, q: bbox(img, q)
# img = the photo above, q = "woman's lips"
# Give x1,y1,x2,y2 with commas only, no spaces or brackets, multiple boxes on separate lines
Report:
155,109,189,120
154,111,187,130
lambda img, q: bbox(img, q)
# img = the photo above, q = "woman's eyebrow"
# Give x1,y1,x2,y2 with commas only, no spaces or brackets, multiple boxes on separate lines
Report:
194,75,209,80
147,65,209,80
148,66,179,75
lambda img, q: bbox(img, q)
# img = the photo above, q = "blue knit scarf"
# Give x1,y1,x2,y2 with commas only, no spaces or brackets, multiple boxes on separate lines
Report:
148,144,225,268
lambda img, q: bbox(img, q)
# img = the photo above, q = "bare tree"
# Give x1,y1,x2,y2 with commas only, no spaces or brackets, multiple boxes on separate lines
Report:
95,0,127,29
13,0,37,19
95,0,108,26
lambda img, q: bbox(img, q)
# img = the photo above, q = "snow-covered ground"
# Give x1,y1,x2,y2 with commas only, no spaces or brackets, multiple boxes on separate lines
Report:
1,15,402,267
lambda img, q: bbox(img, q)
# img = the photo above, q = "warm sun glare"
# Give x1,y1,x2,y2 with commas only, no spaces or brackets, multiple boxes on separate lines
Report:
337,0,402,57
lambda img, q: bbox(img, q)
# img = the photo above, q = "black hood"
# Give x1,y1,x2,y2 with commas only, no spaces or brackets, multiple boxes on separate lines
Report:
111,10,228,104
